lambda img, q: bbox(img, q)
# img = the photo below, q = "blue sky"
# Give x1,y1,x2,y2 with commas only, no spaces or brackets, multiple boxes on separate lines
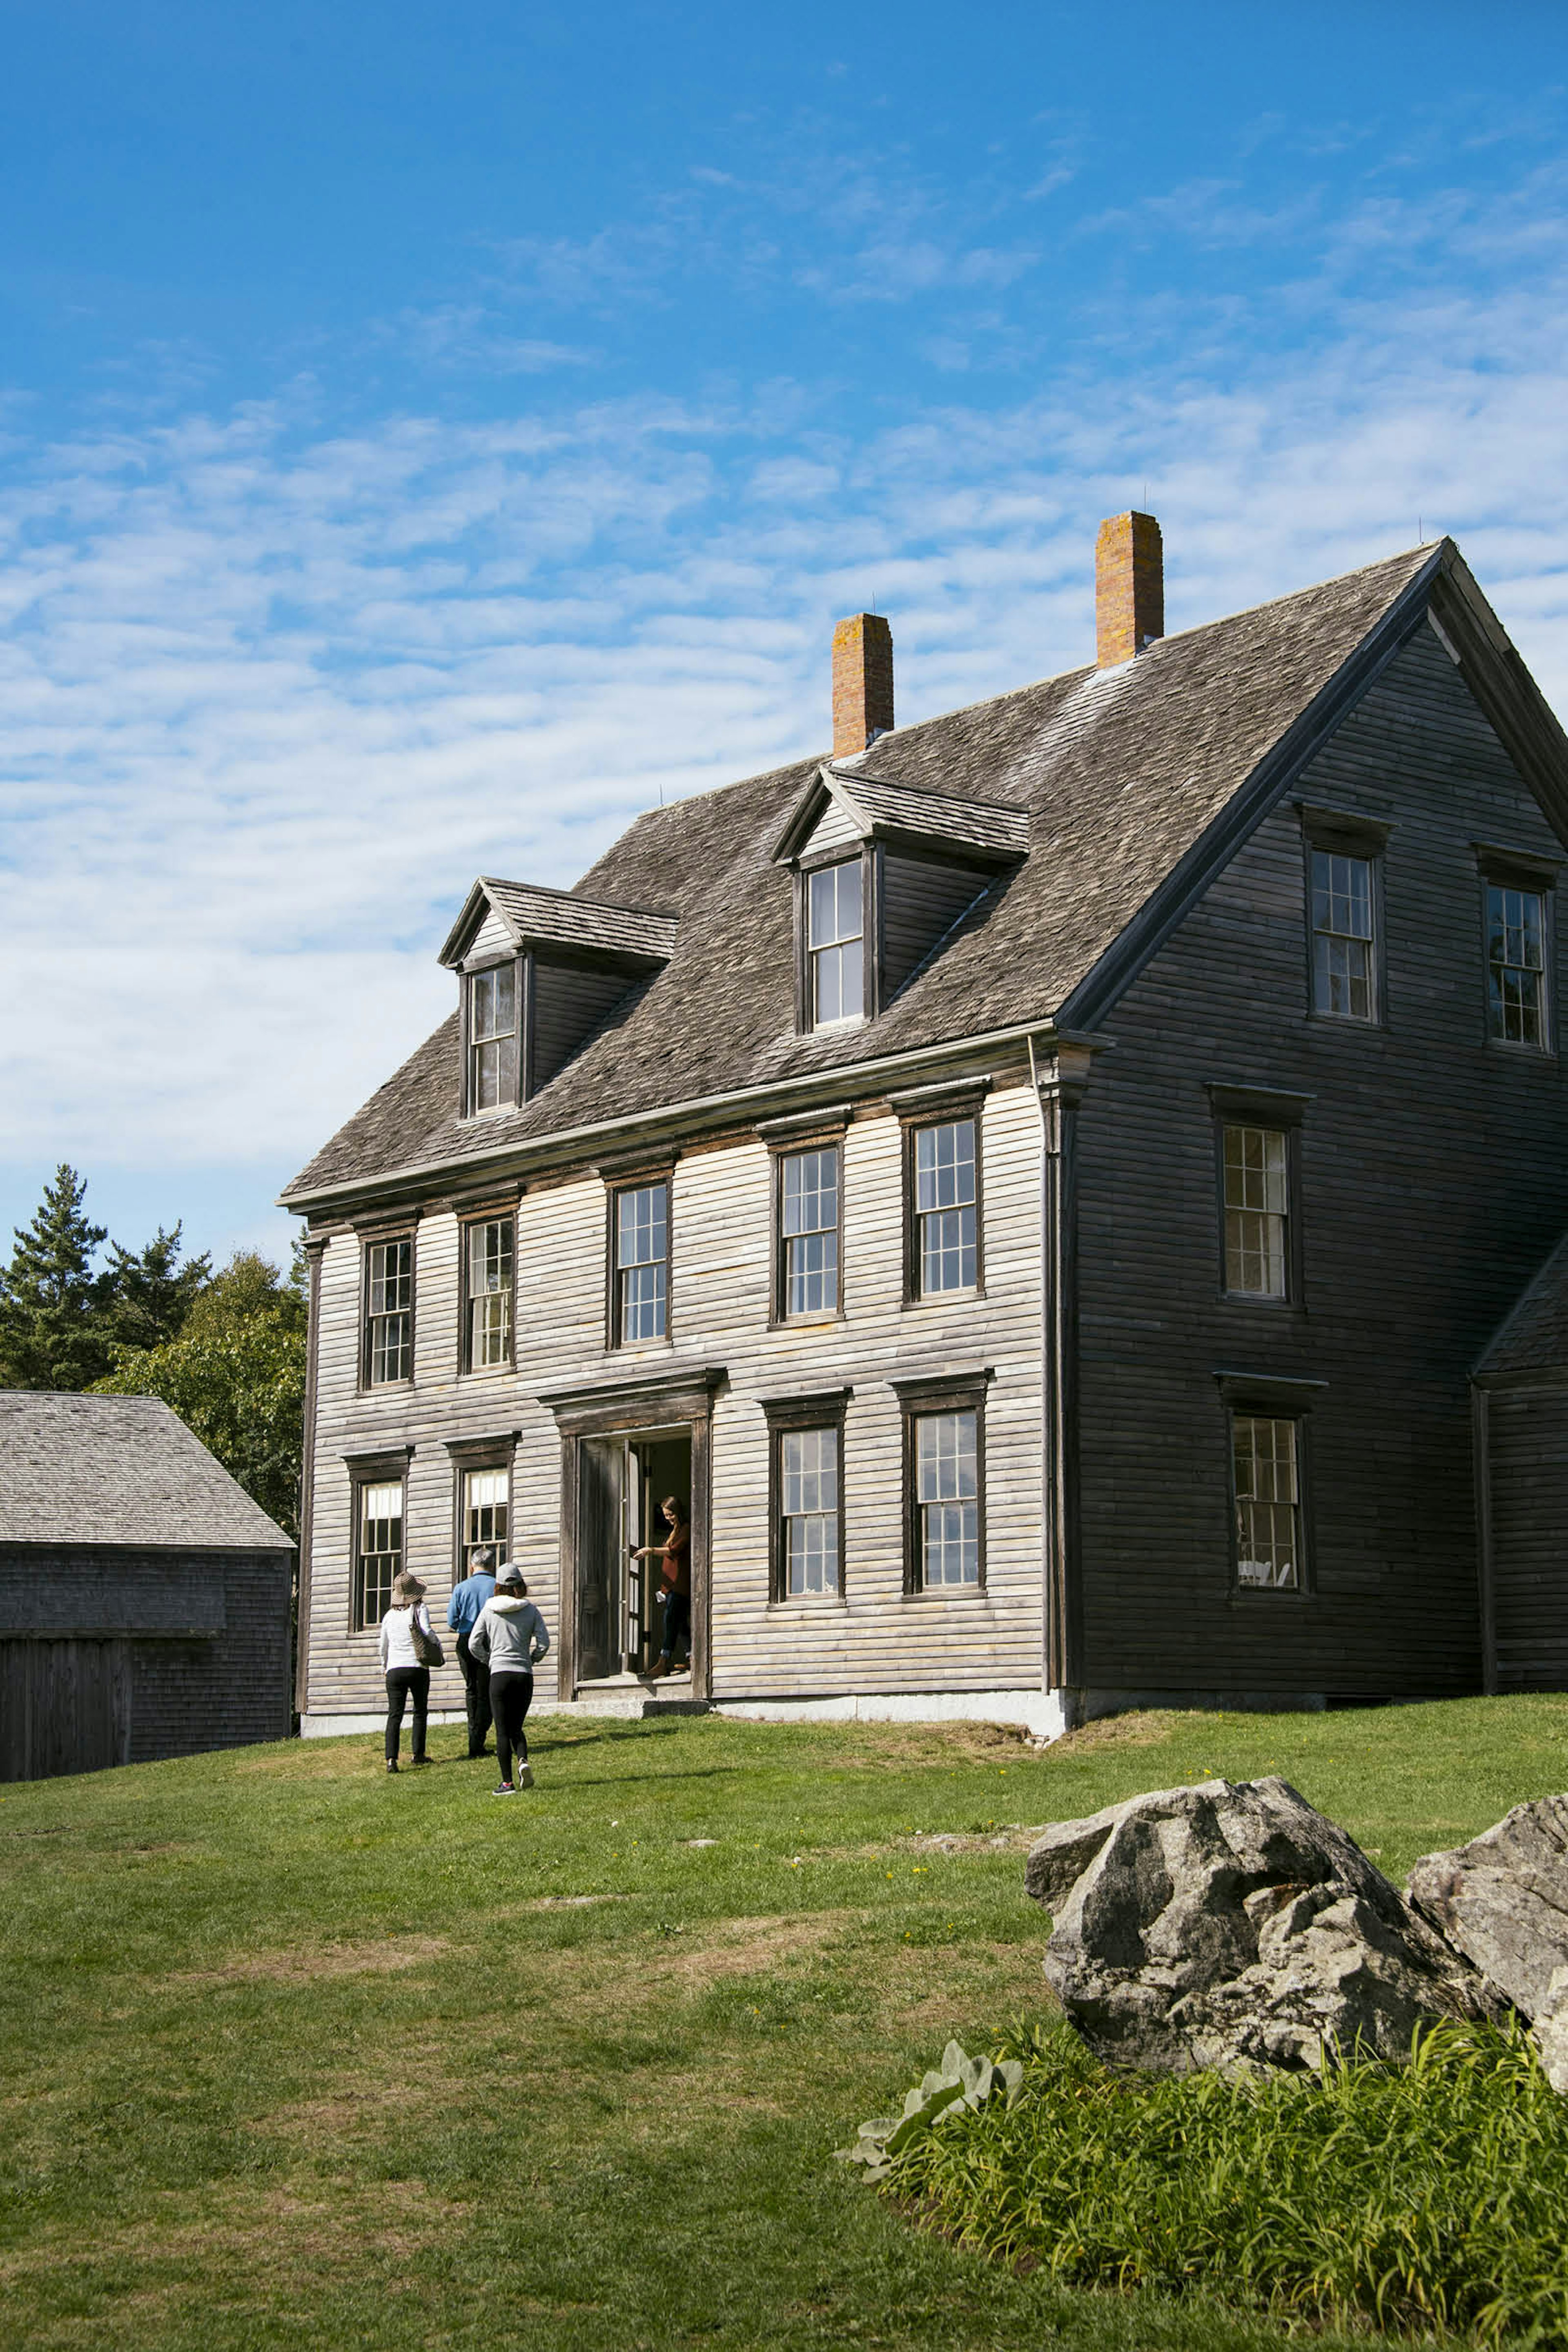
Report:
2,0,1566,1272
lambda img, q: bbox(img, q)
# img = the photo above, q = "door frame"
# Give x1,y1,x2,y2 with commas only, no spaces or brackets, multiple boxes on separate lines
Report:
541,1364,724,1701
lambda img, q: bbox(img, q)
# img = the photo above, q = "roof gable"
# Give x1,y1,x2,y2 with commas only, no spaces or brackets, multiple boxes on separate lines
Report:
771,766,1030,867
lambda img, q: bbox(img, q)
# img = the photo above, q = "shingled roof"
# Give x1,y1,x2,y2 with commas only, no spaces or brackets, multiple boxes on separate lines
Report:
284,539,1507,1210
0,1394,290,1550
1476,1238,1568,1381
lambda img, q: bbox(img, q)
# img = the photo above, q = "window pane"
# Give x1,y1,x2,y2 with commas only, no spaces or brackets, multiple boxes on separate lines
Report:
783,1149,840,1315
466,1218,513,1368
1222,1125,1288,1298
1487,884,1546,1046
365,1241,412,1383
463,1466,509,1571
781,1425,839,1597
1310,852,1376,1021
916,1120,978,1292
617,1183,668,1269
357,1481,403,1625
916,1411,978,1501
812,939,864,1025
809,862,864,1025
808,860,862,948
619,1258,667,1342
1233,1416,1300,1589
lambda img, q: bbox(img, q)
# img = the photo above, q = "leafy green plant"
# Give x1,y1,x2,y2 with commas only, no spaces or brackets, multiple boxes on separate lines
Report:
871,2014,1568,2341
841,2038,1024,2182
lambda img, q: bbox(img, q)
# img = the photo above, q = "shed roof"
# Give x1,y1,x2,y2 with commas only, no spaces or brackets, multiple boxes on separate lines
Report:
283,537,1566,1211
0,1393,291,1550
1476,1237,1568,1380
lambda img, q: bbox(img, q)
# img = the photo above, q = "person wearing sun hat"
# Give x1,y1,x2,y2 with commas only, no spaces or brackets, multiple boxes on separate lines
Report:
378,1569,442,1773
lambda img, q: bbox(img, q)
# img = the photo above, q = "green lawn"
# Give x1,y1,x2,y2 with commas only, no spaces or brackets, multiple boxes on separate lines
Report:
2,1695,1566,2352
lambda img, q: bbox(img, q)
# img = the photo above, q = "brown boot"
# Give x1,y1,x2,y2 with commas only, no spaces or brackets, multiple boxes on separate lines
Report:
646,1657,670,1680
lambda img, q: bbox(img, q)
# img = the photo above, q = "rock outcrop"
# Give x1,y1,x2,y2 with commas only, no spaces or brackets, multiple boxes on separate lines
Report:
1408,1795,1568,2090
1026,1775,1506,2075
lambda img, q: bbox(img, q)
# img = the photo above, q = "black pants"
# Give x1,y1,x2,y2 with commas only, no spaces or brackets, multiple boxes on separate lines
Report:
660,1588,691,1663
385,1667,430,1764
457,1633,491,1757
490,1672,534,1782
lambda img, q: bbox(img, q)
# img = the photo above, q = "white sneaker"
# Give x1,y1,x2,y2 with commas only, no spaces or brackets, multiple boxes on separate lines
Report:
517,1763,535,1788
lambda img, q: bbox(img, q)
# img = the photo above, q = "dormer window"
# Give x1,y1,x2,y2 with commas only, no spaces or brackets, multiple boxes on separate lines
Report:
468,965,519,1111
441,878,676,1120
772,768,1027,1038
809,862,864,1026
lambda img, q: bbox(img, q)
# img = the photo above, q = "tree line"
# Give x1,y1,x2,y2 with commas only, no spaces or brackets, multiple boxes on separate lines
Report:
0,1165,306,1539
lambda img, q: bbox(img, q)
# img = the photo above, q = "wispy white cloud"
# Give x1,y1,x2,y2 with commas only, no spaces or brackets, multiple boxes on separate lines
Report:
4,122,1568,1258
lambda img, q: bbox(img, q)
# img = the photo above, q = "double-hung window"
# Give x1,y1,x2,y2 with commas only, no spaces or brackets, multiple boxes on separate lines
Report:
1231,1414,1302,1591
897,1376,988,1594
467,962,520,1112
1486,881,1548,1047
914,1118,978,1295
1222,1126,1288,1299
780,1428,840,1595
460,1465,509,1577
352,1472,405,1628
363,1237,413,1384
807,861,864,1026
764,1390,849,1603
780,1147,840,1318
463,1216,514,1371
613,1179,669,1344
1310,849,1376,1021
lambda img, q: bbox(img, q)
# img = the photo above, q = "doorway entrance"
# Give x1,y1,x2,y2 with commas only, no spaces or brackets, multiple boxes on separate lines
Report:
575,1428,693,1681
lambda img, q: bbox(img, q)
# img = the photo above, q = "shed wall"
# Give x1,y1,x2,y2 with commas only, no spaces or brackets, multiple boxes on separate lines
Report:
1486,1388,1568,1690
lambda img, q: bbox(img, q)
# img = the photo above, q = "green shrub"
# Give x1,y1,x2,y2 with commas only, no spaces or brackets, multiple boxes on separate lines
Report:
871,2018,1568,2342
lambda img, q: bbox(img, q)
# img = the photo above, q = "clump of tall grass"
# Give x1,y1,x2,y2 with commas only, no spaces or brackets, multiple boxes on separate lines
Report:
879,2018,1568,2341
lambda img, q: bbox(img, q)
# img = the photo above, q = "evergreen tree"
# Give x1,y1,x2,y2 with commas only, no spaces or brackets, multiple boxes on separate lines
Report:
93,1248,307,1537
106,1224,212,1352
0,1165,116,1390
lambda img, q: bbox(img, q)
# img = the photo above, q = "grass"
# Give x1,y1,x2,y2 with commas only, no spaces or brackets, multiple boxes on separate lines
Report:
0,1693,1565,2352
881,2018,1568,2341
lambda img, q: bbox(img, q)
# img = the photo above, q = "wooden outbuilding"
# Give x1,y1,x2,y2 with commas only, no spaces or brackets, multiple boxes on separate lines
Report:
0,1392,293,1782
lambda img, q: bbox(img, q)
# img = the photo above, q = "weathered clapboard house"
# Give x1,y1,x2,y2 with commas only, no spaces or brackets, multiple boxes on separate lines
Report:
282,516,1568,1737
0,1393,293,1780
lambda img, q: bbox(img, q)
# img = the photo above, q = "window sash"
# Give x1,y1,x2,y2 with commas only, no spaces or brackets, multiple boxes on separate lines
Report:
465,1218,514,1369
1233,1415,1300,1590
462,1466,509,1575
365,1240,412,1383
356,1479,403,1626
915,1120,978,1293
914,1409,979,1588
782,1148,840,1316
1222,1125,1288,1299
468,965,519,1109
615,1182,668,1343
1310,849,1376,1021
780,1426,840,1597
808,862,864,1025
1487,884,1546,1046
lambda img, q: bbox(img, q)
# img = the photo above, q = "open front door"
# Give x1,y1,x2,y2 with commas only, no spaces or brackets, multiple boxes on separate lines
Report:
577,1437,625,1682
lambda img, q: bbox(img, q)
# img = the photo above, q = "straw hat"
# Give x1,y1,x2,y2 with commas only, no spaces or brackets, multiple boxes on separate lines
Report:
391,1570,427,1601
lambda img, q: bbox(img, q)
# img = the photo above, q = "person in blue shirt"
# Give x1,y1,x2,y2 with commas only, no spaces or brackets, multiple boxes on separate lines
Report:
447,1545,498,1759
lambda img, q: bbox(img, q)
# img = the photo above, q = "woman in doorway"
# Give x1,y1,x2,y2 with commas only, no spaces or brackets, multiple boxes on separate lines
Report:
633,1496,690,1679
379,1570,441,1773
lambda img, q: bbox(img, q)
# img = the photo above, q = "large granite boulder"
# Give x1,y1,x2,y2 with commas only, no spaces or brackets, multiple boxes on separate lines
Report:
1408,1794,1568,2089
1026,1775,1506,2075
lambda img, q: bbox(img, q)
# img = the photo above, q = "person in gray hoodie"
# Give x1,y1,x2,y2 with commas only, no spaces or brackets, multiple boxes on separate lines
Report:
467,1564,550,1793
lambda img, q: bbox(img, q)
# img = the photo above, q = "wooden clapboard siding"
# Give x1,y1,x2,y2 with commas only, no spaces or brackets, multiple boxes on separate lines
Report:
880,853,988,1000
802,797,860,858
1486,1388,1568,1690
1074,624,1568,1699
466,907,513,962
304,1080,1046,1709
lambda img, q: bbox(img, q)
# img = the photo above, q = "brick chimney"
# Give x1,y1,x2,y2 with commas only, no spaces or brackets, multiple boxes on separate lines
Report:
832,612,894,757
1095,511,1164,667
